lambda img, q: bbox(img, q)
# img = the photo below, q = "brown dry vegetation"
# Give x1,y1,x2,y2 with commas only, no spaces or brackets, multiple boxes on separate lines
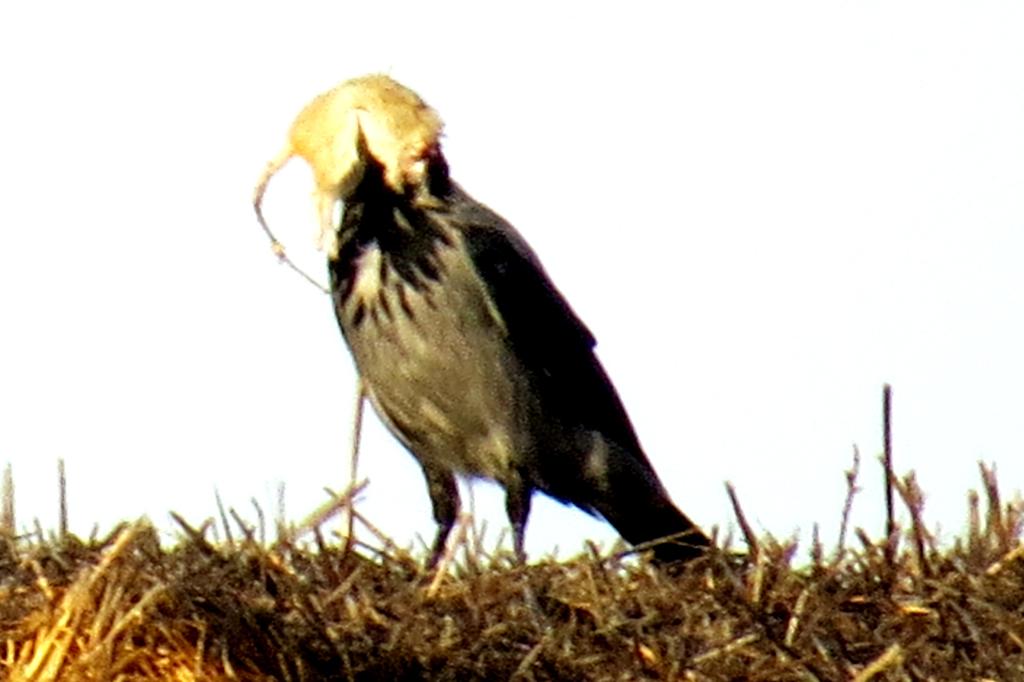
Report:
0,457,1022,682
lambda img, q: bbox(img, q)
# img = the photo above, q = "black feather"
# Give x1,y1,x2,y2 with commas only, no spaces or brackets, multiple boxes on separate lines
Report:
328,155,709,565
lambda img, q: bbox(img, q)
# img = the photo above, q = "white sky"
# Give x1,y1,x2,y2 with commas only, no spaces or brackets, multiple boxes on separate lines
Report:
1,3,1022,559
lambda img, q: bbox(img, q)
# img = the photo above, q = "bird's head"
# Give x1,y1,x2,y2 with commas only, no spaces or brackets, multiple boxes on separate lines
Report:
254,74,444,259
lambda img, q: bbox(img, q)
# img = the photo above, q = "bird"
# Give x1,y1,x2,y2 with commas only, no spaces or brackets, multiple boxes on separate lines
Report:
254,74,710,566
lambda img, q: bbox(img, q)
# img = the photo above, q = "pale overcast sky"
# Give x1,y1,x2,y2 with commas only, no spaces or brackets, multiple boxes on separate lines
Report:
1,3,1021,559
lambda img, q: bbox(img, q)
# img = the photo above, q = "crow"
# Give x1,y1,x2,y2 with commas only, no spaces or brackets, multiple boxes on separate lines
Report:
254,74,710,565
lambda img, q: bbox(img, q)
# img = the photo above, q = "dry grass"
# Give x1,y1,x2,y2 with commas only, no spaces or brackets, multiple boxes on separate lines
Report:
0,456,1021,681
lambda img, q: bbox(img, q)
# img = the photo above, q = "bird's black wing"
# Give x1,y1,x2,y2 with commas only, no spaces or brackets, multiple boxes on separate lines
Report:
448,185,648,463
440,185,710,562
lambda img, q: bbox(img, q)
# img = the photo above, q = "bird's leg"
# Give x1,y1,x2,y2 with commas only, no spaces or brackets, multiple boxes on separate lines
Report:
420,464,459,568
504,474,533,563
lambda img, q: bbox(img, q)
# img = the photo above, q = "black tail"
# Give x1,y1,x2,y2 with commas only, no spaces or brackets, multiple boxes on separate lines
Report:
602,494,710,563
587,440,711,564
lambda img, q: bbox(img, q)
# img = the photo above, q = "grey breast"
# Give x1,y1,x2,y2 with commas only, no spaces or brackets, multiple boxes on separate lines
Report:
337,229,532,484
